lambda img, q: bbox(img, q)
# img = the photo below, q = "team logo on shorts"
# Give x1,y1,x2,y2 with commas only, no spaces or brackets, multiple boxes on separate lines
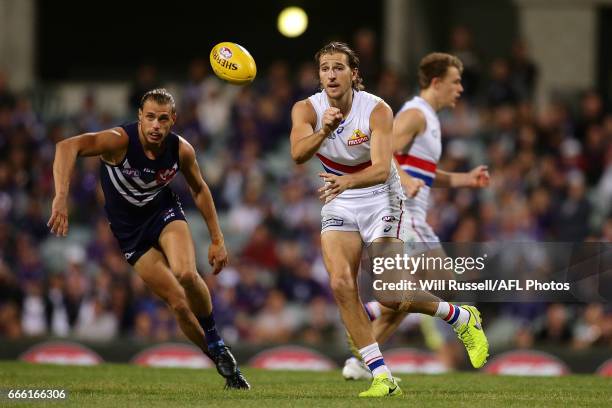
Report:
219,47,233,59
322,216,344,229
382,215,397,222
347,129,369,146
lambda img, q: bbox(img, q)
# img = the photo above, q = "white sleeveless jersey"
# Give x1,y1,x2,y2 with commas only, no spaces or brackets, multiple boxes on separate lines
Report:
308,90,403,198
395,96,442,217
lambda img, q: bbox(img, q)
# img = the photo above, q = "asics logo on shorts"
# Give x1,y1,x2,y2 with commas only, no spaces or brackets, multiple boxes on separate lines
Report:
124,251,135,260
322,216,344,229
384,225,392,233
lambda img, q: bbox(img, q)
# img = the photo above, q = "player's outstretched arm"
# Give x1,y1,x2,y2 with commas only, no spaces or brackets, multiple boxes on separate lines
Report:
178,138,228,274
433,165,490,188
290,99,341,164
47,128,128,237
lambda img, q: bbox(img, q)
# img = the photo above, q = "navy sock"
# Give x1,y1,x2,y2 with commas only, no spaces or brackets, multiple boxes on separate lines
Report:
198,313,225,354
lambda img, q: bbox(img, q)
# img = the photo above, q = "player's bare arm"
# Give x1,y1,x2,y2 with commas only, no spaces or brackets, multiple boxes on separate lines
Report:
47,128,129,237
393,108,426,153
319,102,393,201
433,165,490,188
393,108,427,197
178,137,228,274
290,99,342,164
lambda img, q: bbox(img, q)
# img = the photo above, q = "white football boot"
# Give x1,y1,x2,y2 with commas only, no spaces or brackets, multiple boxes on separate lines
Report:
342,357,372,380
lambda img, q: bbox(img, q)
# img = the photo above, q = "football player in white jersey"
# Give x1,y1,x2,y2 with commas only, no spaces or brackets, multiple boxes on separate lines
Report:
342,53,491,380
290,42,403,397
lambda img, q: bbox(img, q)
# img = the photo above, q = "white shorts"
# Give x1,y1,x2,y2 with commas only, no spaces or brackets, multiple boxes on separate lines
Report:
404,214,442,255
321,191,408,243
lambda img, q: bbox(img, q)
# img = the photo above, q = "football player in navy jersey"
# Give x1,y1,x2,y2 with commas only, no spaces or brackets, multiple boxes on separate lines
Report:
48,88,249,390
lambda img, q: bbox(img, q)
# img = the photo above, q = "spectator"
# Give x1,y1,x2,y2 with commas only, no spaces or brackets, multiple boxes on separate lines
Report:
0,70,16,110
250,290,297,344
74,296,118,341
128,64,160,112
533,303,573,345
486,59,519,107
449,25,481,101
509,39,538,101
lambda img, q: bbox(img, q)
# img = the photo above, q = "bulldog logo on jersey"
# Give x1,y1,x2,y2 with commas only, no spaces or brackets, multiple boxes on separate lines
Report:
347,129,369,146
156,168,177,183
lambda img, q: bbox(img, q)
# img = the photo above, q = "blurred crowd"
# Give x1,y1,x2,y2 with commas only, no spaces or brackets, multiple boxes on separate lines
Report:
0,27,610,354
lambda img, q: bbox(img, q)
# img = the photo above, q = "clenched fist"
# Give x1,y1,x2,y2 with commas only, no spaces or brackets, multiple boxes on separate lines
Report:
321,107,344,136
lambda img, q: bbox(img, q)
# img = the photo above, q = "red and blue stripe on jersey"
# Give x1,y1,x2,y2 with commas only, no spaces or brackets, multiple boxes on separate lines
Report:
395,153,437,187
316,153,371,175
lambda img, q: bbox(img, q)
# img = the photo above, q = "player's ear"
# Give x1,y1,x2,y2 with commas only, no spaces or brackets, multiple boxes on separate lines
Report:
171,112,177,124
138,108,142,122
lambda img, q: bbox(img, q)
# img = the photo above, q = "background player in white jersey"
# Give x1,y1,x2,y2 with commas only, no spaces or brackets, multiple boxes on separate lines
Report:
343,53,490,380
290,42,403,397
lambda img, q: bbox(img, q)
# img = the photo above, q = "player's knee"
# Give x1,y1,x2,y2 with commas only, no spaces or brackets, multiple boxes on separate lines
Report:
377,300,403,312
329,272,357,299
176,268,199,289
376,297,415,313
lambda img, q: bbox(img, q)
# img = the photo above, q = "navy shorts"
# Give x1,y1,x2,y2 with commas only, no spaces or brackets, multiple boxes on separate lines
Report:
109,202,187,265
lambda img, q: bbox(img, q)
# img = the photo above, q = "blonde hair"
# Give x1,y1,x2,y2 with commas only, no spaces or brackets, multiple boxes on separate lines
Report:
140,88,176,113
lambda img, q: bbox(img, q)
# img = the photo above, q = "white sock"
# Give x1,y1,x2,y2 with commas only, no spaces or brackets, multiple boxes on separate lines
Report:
359,342,391,379
435,302,469,328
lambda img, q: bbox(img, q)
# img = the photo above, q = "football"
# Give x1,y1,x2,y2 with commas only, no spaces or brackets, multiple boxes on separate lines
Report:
209,42,257,85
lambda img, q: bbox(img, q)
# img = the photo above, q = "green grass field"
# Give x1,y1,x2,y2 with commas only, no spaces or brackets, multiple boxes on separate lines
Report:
0,361,610,407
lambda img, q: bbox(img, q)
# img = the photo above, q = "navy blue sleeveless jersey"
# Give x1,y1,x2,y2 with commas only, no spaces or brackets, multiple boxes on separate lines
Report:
100,122,186,265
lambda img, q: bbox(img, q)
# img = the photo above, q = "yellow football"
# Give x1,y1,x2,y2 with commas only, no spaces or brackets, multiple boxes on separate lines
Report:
209,42,257,85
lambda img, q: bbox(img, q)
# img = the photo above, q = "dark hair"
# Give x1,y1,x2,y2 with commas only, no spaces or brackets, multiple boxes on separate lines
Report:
418,53,464,89
314,41,365,91
139,88,176,113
